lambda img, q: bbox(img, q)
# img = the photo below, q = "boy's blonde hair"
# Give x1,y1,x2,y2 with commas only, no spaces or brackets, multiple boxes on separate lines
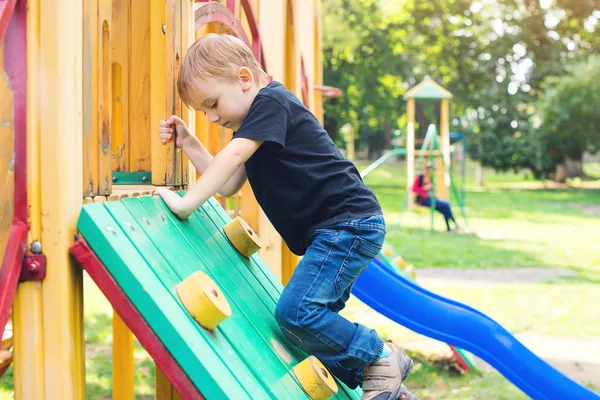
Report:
178,33,269,107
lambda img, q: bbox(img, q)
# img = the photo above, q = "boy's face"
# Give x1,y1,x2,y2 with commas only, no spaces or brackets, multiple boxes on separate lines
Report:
188,67,258,132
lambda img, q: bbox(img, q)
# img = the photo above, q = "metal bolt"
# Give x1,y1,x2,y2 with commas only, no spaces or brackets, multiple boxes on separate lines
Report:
142,176,148,182
142,217,150,225
112,176,117,183
29,261,40,272
208,287,218,298
31,241,43,254
126,221,135,231
104,180,109,191
8,153,14,171
162,24,167,34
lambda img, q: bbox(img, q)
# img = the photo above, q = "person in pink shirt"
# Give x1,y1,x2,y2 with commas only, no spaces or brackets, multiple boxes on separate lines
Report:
412,162,461,232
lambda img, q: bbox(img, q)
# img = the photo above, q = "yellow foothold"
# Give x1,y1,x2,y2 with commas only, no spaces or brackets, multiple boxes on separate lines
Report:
177,271,232,330
292,355,338,400
382,245,393,258
405,265,417,279
223,216,262,258
393,255,408,269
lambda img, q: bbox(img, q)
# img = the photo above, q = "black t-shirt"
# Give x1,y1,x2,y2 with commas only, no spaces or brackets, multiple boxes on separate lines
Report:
233,81,382,255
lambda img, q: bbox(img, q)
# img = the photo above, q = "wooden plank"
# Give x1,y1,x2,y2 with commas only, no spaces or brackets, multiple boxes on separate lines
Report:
165,0,180,186
117,197,304,398
112,311,134,400
111,0,129,173
0,70,14,267
108,193,135,400
130,0,152,173
77,202,258,399
83,0,99,196
39,0,85,396
150,0,167,185
71,239,203,400
98,0,113,195
179,0,195,187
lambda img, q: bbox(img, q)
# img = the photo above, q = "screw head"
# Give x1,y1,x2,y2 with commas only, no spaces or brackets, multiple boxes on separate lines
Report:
31,241,43,254
162,24,167,34
29,261,40,271
142,176,148,182
112,176,117,182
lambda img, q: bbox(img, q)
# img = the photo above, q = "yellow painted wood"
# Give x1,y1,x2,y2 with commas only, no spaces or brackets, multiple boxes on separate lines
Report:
13,0,47,396
313,0,323,124
293,356,338,400
258,0,285,81
112,312,135,400
180,0,195,186
155,366,184,400
284,0,297,95
406,98,415,210
165,0,182,186
39,0,85,397
439,98,450,199
83,0,99,196
130,0,152,173
281,242,299,286
177,271,232,330
111,0,129,173
150,0,167,185
0,69,14,266
99,1,113,195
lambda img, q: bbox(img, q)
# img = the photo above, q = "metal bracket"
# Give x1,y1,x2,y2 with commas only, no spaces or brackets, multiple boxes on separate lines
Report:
112,172,152,185
20,253,47,282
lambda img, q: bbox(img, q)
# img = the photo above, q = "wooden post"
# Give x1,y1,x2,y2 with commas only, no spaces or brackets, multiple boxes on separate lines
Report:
98,0,113,196
150,0,167,185
111,0,129,173
38,0,85,396
440,98,450,199
406,98,415,210
83,0,99,197
12,0,46,397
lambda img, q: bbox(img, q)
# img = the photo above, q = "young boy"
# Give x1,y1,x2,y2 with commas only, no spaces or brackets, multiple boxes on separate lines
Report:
155,33,417,400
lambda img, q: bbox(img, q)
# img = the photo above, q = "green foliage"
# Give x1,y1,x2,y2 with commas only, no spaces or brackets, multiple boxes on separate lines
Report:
538,56,600,167
322,0,600,175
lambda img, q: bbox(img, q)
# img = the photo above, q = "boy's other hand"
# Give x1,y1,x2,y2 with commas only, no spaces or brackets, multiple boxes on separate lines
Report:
158,115,192,148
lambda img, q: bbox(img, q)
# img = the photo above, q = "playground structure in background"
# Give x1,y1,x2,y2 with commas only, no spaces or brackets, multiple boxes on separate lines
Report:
360,80,469,231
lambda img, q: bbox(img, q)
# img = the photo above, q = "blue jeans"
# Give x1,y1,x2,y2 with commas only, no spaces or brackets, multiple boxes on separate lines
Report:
421,197,456,231
275,215,387,389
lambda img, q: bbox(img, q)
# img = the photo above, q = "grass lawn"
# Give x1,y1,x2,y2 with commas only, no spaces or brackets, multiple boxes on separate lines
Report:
1,159,599,399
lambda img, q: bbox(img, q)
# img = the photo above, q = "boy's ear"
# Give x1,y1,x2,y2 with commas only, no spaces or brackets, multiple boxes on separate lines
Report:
238,67,253,91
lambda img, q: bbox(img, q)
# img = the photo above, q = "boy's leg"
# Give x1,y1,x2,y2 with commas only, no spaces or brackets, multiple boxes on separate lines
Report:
274,215,387,389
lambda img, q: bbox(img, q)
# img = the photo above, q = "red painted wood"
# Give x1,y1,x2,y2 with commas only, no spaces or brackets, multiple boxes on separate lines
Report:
0,0,17,42
0,221,28,344
193,0,267,73
70,239,205,400
449,345,472,372
4,0,27,223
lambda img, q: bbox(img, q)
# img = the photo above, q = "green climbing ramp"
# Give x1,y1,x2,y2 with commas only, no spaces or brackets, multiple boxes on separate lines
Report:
77,195,361,399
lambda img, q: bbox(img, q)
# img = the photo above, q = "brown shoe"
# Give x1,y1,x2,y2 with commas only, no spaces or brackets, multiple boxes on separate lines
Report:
361,342,418,400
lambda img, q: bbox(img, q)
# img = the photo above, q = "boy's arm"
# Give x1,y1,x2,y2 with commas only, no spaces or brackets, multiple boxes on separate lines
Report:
156,137,262,219
181,135,248,197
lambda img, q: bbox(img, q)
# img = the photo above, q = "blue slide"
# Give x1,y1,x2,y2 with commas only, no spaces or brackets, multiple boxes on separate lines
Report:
352,258,600,400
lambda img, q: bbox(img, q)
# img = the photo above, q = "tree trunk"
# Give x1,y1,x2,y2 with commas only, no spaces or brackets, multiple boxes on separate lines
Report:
476,162,484,186
554,156,586,183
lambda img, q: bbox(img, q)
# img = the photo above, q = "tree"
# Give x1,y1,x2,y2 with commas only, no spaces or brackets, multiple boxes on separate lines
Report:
538,55,600,181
